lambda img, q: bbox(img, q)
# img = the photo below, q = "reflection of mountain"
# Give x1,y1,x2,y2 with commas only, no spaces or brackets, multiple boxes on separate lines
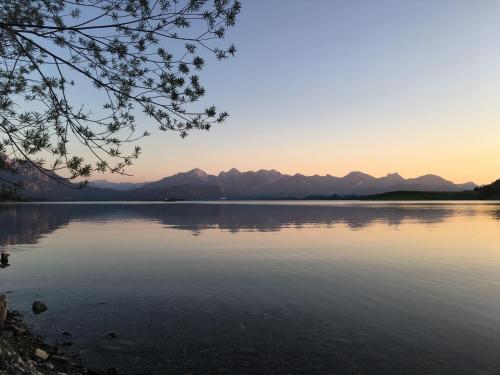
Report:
0,204,69,246
2,203,491,247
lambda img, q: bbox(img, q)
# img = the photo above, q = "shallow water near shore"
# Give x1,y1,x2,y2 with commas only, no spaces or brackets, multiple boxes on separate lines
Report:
1,201,500,374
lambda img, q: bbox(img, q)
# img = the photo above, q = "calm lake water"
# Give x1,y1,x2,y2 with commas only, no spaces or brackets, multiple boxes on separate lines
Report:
1,201,500,374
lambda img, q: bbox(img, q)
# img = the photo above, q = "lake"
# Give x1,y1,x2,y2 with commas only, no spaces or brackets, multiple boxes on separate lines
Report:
1,201,500,374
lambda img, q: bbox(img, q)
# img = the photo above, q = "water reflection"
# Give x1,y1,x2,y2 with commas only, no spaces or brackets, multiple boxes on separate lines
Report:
1,202,497,246
0,204,69,247
1,202,500,375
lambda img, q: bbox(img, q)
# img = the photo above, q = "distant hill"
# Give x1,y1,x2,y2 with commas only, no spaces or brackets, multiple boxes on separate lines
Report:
475,179,500,199
0,158,221,201
89,180,146,191
364,191,480,201
0,161,479,201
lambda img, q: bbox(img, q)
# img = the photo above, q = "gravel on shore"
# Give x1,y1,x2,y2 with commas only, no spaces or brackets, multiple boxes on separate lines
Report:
1,296,118,375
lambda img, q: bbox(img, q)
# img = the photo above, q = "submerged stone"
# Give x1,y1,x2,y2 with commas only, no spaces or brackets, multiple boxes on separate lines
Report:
32,301,48,314
103,331,119,339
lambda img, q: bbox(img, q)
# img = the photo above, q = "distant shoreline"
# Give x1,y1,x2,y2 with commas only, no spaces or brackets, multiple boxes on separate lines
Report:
2,191,500,203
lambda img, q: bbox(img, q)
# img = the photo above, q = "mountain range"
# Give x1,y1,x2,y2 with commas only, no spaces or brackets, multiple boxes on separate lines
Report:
138,168,476,198
0,160,477,201
89,180,147,191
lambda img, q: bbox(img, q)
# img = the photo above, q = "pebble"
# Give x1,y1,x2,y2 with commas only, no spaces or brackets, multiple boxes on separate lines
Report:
34,348,49,361
42,363,54,370
0,308,116,375
11,325,27,336
2,330,14,338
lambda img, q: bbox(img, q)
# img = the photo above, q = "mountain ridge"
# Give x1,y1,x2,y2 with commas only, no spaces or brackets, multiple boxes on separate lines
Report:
1,162,477,201
89,180,147,191
137,168,476,198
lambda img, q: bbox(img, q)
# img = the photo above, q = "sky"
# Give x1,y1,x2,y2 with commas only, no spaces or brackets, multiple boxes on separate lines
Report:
96,0,500,184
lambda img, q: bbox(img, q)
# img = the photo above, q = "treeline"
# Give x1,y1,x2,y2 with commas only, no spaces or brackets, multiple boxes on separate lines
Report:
474,179,500,199
0,184,24,202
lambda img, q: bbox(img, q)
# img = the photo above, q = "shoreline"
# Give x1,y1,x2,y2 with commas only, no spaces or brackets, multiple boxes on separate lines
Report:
0,295,117,375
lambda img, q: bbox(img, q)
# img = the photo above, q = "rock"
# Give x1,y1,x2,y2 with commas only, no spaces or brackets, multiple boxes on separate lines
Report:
42,363,55,370
32,301,48,314
13,363,26,373
2,330,13,338
6,310,21,320
0,253,9,267
0,294,7,328
34,348,49,360
11,325,27,336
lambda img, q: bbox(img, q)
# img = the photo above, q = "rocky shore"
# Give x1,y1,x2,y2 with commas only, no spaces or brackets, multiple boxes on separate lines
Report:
0,295,118,375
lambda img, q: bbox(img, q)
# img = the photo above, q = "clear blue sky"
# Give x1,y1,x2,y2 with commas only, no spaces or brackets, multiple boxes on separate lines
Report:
102,0,500,184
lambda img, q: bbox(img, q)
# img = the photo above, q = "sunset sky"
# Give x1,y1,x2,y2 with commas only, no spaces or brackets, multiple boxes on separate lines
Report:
105,0,500,185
